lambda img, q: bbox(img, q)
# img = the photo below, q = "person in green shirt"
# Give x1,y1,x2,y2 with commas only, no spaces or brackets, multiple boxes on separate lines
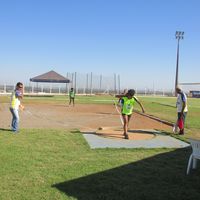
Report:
69,88,75,106
115,89,145,139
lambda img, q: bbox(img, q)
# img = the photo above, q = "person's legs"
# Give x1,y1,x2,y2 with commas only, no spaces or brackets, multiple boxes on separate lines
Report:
10,108,15,129
69,97,72,105
13,109,19,132
10,108,19,132
127,115,132,128
178,112,185,135
122,114,129,139
180,112,187,135
173,113,179,133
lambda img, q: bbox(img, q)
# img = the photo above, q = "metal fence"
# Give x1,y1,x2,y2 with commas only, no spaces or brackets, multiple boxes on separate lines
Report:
0,72,121,95
1,72,198,96
0,84,178,97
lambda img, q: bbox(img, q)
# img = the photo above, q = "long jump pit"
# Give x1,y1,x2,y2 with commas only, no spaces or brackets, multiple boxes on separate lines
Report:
0,102,189,148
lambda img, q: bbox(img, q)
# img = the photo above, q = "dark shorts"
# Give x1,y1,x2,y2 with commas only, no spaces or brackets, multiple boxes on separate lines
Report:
122,113,132,117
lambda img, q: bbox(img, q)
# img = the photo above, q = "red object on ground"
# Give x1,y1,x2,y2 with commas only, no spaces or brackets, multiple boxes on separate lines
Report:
178,117,184,129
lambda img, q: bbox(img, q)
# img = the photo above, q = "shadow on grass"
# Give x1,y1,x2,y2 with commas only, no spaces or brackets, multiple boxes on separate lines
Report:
52,148,200,200
0,128,12,132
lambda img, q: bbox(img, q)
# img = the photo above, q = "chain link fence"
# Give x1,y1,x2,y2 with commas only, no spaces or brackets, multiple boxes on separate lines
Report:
1,72,198,96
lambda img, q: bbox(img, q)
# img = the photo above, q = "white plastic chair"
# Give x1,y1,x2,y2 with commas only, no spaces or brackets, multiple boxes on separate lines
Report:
186,139,200,175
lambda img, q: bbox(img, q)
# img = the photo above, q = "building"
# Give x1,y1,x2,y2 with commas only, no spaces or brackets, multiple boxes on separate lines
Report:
189,91,200,98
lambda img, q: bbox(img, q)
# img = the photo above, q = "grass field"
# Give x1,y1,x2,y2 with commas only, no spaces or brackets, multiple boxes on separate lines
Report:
0,129,200,200
0,94,200,199
135,96,200,139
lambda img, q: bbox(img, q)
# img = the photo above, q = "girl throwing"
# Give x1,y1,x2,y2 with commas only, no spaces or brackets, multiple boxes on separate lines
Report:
116,89,145,139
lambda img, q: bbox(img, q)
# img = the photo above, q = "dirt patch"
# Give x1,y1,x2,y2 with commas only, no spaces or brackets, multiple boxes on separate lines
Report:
0,103,172,135
95,128,156,140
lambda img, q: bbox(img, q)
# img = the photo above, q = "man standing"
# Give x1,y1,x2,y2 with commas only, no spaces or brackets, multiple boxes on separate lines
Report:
175,85,188,135
10,82,24,133
69,88,75,106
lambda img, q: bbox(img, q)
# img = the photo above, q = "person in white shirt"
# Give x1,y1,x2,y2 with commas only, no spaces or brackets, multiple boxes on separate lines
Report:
175,85,188,135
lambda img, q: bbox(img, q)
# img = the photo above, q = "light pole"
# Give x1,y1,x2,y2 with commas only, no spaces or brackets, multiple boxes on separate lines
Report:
175,31,184,96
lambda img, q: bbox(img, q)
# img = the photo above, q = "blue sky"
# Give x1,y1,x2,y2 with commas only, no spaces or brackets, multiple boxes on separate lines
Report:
0,0,200,90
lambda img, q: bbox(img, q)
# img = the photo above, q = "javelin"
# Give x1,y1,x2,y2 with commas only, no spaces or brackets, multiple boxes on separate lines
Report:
109,92,124,126
113,100,124,126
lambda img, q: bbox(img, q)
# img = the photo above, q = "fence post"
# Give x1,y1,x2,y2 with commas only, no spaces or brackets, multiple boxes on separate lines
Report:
86,73,89,94
99,74,102,93
4,84,6,93
90,72,93,95
118,74,120,94
114,73,117,95
74,72,77,93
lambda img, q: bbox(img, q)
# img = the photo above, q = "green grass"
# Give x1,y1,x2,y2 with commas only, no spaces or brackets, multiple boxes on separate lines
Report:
0,129,200,200
1,95,200,199
1,94,114,105
134,96,200,138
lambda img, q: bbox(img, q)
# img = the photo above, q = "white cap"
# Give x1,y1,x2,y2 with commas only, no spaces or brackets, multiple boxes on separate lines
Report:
176,85,182,90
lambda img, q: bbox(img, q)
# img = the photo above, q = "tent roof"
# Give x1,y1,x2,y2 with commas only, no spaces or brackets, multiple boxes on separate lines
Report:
30,70,70,83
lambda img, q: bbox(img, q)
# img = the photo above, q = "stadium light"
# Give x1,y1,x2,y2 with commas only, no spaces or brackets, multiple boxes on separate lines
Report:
175,31,184,96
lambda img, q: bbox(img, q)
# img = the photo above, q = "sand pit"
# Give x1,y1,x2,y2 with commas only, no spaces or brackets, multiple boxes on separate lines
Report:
95,127,156,140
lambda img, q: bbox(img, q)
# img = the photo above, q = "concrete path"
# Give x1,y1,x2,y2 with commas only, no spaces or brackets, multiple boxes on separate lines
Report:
83,131,190,149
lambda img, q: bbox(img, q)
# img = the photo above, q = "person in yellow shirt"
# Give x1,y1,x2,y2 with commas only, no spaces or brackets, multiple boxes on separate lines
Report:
10,82,24,133
116,89,145,139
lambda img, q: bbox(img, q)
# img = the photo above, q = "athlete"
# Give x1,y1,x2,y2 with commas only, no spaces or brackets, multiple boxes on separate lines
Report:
69,87,75,106
115,89,145,139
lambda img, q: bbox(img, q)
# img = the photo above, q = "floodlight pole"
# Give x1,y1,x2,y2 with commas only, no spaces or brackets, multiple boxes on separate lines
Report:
175,31,184,96
114,73,117,95
118,74,120,94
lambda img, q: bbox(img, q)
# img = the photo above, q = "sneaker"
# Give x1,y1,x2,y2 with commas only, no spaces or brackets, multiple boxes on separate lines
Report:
12,129,18,134
179,129,184,135
124,134,129,139
172,124,178,133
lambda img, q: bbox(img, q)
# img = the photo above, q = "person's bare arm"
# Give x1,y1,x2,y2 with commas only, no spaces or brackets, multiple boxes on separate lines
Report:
115,94,126,98
19,104,25,110
135,98,145,113
181,102,186,114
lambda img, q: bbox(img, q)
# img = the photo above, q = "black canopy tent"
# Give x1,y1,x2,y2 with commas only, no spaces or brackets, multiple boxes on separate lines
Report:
30,70,70,94
30,70,70,83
